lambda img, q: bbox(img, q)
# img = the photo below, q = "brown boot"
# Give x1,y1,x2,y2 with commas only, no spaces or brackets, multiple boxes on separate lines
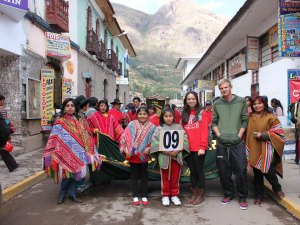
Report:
187,187,197,204
193,188,205,205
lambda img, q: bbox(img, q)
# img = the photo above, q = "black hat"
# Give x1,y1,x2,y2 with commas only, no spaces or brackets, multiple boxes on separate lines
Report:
75,95,88,107
110,98,123,105
205,100,212,105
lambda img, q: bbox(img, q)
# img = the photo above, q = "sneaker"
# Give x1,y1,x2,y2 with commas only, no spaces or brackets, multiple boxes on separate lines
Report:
171,196,181,206
133,197,140,206
239,201,248,210
276,191,285,199
162,196,170,206
254,198,262,205
141,197,149,206
220,197,232,205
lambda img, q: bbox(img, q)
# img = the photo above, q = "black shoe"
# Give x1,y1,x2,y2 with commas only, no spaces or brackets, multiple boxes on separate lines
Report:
57,195,65,204
9,164,19,172
70,195,82,203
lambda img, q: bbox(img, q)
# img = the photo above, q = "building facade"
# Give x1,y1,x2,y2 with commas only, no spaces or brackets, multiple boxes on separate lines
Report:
181,0,300,118
0,0,135,152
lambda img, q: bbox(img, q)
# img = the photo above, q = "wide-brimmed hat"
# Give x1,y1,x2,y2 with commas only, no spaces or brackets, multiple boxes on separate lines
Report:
110,98,123,105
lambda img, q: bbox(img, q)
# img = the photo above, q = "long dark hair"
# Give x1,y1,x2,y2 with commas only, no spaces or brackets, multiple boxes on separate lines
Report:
271,98,283,113
160,107,175,126
181,91,201,124
60,98,80,119
97,99,109,113
251,96,270,115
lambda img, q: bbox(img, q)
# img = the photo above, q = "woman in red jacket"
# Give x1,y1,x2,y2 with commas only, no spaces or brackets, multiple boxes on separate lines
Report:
181,91,210,205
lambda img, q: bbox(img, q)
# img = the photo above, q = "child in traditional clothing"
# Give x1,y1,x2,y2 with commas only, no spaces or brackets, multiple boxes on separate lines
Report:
120,106,156,206
150,108,189,206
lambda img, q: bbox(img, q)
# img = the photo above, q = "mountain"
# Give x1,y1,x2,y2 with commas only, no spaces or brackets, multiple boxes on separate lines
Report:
113,0,229,98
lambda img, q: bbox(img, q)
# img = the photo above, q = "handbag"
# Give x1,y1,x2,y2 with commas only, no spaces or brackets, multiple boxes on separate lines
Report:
4,141,14,152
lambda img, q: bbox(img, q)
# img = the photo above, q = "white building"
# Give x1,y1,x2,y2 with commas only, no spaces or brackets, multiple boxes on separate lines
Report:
181,0,300,116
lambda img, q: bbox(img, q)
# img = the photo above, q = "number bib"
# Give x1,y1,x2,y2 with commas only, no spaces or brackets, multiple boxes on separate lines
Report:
159,130,184,151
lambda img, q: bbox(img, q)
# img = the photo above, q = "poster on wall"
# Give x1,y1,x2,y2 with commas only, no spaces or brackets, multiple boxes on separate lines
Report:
26,78,41,119
45,32,71,59
288,69,300,104
247,36,259,70
278,1,300,57
228,54,247,77
62,78,72,101
41,69,54,131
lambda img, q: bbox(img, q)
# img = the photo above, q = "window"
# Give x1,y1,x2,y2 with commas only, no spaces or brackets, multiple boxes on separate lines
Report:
259,27,279,67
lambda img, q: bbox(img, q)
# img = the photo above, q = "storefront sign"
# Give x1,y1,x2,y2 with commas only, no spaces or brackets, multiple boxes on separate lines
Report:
116,76,129,85
0,0,28,10
45,32,71,60
247,37,259,70
279,13,300,57
0,0,28,21
288,69,300,105
269,26,278,48
228,54,246,77
279,0,300,15
197,80,216,90
62,78,72,101
41,69,54,131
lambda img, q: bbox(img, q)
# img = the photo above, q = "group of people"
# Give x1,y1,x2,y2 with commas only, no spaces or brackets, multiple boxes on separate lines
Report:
42,78,285,211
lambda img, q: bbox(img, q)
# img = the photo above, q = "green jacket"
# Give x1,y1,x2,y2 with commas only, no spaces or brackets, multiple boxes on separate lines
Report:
212,95,248,147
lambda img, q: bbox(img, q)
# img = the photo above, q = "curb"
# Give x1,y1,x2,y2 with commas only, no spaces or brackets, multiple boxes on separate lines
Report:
2,171,47,203
264,182,300,220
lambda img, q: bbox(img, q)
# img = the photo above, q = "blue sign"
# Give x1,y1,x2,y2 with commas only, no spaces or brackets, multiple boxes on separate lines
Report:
0,0,28,11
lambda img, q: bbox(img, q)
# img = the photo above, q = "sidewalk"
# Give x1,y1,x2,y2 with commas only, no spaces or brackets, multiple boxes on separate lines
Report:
1,149,300,219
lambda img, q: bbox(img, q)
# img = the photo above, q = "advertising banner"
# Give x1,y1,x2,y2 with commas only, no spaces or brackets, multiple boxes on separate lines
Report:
45,32,71,59
247,36,259,70
228,54,246,77
0,0,28,10
197,80,217,90
41,69,55,131
62,78,72,101
278,1,300,57
288,69,300,104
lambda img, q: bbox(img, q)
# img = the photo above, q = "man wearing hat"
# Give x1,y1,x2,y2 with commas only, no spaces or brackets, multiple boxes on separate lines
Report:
75,95,89,117
108,98,125,126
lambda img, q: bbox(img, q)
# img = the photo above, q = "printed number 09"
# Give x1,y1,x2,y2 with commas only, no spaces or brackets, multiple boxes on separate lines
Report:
163,131,179,149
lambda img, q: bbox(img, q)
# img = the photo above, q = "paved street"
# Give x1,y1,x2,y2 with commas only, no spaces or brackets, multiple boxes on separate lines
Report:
0,178,299,225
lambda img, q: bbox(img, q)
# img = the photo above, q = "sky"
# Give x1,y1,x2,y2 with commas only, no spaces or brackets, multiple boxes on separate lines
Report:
110,0,247,17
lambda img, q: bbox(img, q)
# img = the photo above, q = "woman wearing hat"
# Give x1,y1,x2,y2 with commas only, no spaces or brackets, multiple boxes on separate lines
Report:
108,99,125,127
87,99,123,144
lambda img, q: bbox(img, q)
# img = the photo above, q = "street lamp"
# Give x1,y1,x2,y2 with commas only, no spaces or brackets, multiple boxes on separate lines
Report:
111,31,128,39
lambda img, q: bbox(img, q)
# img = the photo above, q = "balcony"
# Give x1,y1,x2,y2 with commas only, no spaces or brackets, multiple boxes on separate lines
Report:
117,62,123,76
106,49,118,72
97,40,106,62
86,29,98,55
124,69,129,78
46,0,69,32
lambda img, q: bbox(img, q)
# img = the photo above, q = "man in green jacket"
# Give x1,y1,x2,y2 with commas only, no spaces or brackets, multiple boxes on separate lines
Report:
212,79,249,210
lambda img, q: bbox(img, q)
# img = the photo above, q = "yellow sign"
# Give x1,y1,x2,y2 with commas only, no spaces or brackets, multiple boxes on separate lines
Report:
41,69,54,130
62,78,72,101
66,60,74,75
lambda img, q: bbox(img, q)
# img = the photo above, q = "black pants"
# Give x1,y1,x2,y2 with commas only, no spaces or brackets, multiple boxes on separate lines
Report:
186,151,206,189
59,178,77,198
0,148,18,172
295,127,299,163
253,164,282,199
130,162,148,197
216,142,248,200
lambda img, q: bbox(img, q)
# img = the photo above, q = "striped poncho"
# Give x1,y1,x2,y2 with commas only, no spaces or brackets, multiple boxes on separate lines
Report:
43,114,101,182
246,112,285,177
